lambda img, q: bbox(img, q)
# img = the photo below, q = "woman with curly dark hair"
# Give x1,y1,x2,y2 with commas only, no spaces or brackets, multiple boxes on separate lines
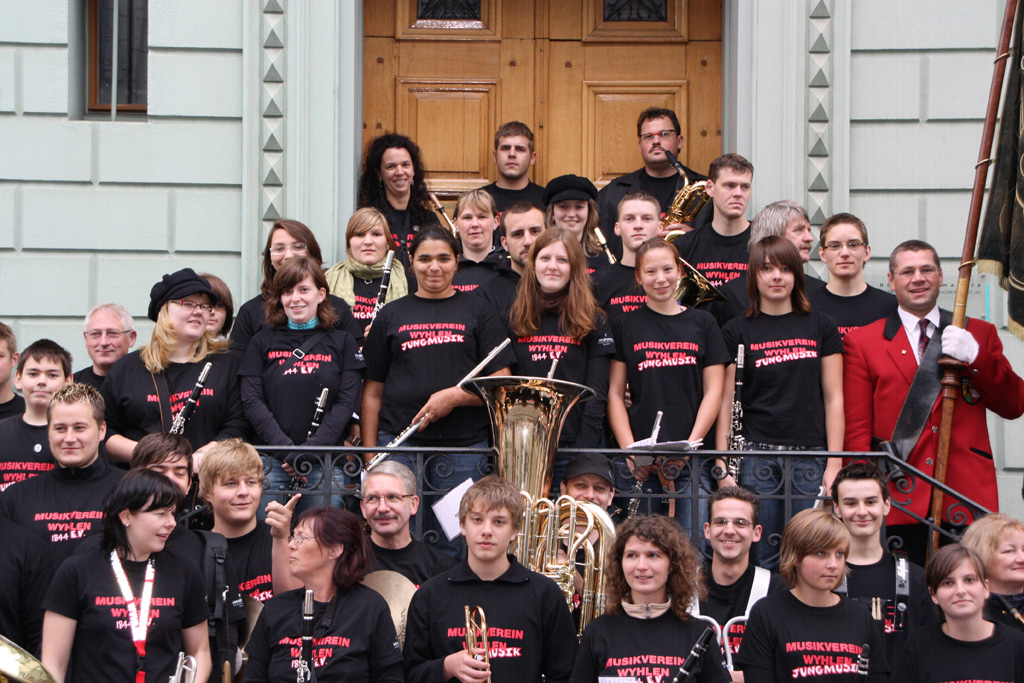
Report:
571,514,728,683
507,228,613,489
243,507,402,682
358,133,439,265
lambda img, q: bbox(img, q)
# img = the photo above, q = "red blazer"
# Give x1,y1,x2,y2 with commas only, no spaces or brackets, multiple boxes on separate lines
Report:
843,311,1024,525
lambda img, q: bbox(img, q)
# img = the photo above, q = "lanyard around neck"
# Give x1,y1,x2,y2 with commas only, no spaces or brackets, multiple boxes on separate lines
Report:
110,551,156,683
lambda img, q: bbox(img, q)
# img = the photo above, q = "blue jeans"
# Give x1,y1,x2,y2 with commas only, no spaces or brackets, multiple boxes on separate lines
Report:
738,445,825,570
258,454,355,519
377,434,492,560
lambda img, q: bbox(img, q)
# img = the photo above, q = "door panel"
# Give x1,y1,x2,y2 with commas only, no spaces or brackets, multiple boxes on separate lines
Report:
363,0,721,201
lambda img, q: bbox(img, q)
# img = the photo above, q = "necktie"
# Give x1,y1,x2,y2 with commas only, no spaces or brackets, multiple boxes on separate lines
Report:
917,318,930,361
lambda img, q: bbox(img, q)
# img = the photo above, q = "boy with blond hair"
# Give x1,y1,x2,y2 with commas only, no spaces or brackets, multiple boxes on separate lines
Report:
404,475,577,683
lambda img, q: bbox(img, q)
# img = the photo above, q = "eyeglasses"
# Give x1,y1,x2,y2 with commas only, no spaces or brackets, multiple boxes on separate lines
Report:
269,243,308,255
363,493,415,506
212,303,228,311
894,265,939,279
639,130,678,142
710,517,753,529
84,329,131,340
822,240,866,252
288,532,315,545
169,300,213,313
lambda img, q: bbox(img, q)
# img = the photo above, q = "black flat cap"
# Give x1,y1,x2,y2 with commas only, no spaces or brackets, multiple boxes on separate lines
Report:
148,268,216,321
543,174,598,205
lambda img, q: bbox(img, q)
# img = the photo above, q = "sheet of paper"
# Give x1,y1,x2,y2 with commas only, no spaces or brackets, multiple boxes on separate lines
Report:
432,477,474,541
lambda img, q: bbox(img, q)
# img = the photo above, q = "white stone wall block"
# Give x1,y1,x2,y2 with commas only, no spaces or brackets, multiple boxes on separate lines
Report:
22,47,69,114
0,49,16,112
926,52,993,120
0,0,68,45
0,119,91,182
97,120,243,186
263,82,285,117
850,52,921,121
264,13,285,49
93,256,243,318
0,185,14,248
174,189,243,253
148,51,243,118
849,191,924,253
1,256,91,316
850,122,981,190
923,191,975,255
851,0,998,51
148,0,243,50
21,187,169,250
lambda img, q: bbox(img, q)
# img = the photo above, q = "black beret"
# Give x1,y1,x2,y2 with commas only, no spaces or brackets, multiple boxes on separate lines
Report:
543,174,598,206
148,268,216,322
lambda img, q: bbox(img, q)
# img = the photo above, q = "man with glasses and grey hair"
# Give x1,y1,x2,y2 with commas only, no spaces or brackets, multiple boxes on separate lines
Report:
807,213,896,339
360,460,456,586
73,303,137,389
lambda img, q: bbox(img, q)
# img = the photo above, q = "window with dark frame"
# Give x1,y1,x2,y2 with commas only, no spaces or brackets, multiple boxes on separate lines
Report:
88,0,148,113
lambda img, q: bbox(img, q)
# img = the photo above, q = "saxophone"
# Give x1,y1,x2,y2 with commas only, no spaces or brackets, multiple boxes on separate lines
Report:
661,149,711,236
725,345,746,482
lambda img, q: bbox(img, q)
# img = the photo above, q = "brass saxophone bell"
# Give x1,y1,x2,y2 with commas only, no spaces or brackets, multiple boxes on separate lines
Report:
660,150,711,230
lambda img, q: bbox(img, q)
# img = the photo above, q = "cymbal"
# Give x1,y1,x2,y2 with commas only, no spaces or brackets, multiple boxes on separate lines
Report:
0,634,55,683
361,570,417,649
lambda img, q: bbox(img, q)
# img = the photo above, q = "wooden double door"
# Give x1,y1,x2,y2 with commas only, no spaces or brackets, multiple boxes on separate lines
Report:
363,0,722,198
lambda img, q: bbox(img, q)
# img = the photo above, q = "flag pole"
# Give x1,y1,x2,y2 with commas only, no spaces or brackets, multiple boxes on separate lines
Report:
929,0,1019,556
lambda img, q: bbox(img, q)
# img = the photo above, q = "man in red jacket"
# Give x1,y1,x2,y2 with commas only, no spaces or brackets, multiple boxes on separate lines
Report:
843,239,1024,562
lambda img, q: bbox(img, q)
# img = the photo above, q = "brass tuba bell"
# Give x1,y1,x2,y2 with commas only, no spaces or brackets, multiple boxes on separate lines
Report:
675,256,728,308
0,634,55,683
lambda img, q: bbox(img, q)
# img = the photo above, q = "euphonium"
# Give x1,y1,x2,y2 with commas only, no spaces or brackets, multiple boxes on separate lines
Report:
464,605,491,682
661,149,711,235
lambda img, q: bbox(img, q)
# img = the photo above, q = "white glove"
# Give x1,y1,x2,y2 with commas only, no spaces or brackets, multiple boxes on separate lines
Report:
941,325,979,364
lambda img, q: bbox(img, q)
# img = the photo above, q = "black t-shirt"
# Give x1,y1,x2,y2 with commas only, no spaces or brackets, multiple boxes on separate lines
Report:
594,262,647,323
474,261,521,320
380,202,441,267
0,459,122,565
239,326,364,446
72,366,106,390
404,557,579,683
894,622,1024,683
612,306,729,443
228,524,275,603
0,416,54,493
453,251,503,293
700,563,788,656
369,538,458,588
842,551,937,670
0,516,51,654
480,181,547,216
721,311,843,447
673,224,751,288
43,546,208,683
244,585,403,683
571,610,731,683
230,293,363,359
102,350,249,450
0,392,25,421
807,285,898,340
634,171,683,217
349,276,385,340
362,291,515,446
735,590,888,682
709,273,828,328
506,311,614,448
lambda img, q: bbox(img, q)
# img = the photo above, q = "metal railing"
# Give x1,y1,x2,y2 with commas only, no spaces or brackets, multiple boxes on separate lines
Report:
255,445,990,563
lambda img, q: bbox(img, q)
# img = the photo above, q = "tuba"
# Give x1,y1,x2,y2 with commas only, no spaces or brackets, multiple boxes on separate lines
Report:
0,634,55,683
462,376,616,637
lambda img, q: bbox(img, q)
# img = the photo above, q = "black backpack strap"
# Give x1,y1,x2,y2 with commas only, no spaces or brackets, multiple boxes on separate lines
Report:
198,530,231,672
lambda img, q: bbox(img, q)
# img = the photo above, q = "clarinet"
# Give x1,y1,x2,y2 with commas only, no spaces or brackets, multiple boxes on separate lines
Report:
627,411,663,517
306,388,330,440
370,250,396,324
996,594,1024,626
725,345,746,482
856,643,870,677
169,362,213,435
296,589,315,683
593,227,617,264
669,627,715,683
